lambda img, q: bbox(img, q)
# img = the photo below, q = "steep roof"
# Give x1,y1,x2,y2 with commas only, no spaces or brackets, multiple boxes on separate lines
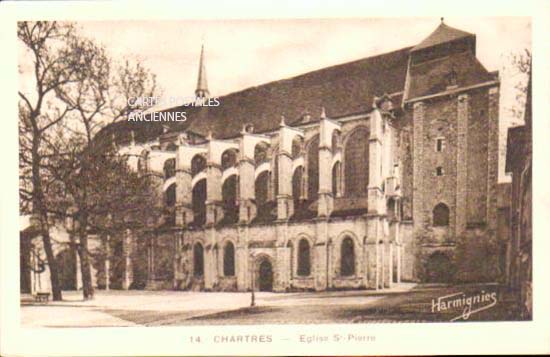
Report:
406,50,494,100
411,22,474,52
96,22,489,144
176,46,411,139
95,46,411,145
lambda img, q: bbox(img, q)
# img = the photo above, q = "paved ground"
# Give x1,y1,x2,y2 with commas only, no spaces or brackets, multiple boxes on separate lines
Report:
21,283,525,327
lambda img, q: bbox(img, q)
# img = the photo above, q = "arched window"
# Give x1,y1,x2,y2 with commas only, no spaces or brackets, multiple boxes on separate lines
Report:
387,198,396,221
165,183,176,207
307,135,319,201
223,242,235,276
332,161,341,197
221,149,238,171
291,136,303,159
164,158,176,179
287,240,294,277
297,239,311,276
192,179,206,226
255,171,270,212
193,243,204,277
292,166,303,207
341,237,355,276
425,251,455,282
254,142,270,165
222,175,238,224
344,128,369,196
191,154,206,177
433,203,450,227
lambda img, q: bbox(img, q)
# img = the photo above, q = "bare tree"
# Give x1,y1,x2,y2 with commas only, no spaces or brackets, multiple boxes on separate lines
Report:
508,49,532,125
19,21,159,300
19,21,95,301
53,41,159,299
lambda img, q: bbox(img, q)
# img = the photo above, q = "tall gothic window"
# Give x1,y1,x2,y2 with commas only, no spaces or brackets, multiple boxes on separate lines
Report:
165,183,176,207
164,158,176,179
222,175,238,223
287,240,294,277
387,198,396,221
192,179,206,226
433,203,450,227
297,239,311,276
307,135,319,201
255,171,270,213
193,243,204,277
344,128,369,196
291,135,303,159
254,142,270,165
221,149,238,171
191,154,206,177
223,242,235,276
292,166,303,207
341,237,355,276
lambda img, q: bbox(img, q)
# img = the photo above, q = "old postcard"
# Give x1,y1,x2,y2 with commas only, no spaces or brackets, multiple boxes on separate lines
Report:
0,0,548,355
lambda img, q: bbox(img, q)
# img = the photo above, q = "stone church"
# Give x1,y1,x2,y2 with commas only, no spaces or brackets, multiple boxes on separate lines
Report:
98,21,501,292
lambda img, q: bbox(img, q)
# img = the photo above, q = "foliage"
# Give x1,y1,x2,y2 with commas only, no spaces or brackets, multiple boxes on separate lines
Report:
18,21,160,300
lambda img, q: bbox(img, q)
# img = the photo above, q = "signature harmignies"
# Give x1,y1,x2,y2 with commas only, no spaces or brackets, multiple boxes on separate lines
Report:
431,291,498,321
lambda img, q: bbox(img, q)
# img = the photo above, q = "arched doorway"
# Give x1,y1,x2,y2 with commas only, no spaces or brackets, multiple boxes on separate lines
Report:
425,251,455,283
257,258,273,292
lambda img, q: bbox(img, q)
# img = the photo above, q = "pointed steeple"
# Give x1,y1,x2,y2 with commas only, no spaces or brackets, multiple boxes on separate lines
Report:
195,44,209,99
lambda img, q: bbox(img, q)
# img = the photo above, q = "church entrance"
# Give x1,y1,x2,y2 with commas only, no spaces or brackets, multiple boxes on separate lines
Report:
425,251,455,283
258,259,273,292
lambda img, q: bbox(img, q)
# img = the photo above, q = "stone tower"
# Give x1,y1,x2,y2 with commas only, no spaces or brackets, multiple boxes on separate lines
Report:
404,20,500,282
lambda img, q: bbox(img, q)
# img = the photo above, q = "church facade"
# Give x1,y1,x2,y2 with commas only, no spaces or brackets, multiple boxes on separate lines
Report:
101,22,501,292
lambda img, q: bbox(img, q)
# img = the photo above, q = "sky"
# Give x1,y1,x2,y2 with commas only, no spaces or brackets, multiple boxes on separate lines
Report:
78,18,530,107
22,18,531,181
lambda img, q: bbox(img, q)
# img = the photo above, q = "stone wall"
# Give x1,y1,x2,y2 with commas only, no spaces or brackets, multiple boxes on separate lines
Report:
128,87,499,290
143,214,403,292
410,85,499,283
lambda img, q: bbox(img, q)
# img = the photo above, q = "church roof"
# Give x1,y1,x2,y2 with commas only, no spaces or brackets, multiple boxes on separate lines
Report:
173,46,411,139
96,46,411,145
95,22,491,145
406,50,494,100
411,22,474,52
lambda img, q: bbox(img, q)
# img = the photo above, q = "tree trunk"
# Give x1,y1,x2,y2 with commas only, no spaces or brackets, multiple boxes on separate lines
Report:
78,214,94,300
32,134,63,301
40,226,62,301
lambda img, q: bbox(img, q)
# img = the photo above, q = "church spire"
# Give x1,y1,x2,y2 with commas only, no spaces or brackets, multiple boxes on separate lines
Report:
195,44,209,99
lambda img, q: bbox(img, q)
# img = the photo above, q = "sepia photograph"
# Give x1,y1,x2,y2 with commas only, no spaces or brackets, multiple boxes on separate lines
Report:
16,16,533,327
1,1,548,355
